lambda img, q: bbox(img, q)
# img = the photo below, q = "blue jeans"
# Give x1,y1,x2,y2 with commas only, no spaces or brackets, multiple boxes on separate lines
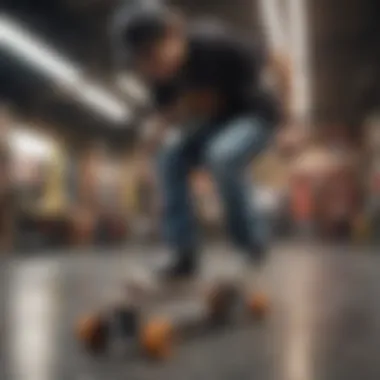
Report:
157,115,272,258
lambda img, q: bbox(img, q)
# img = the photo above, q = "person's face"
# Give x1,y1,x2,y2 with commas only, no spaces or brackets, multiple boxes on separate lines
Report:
137,31,186,81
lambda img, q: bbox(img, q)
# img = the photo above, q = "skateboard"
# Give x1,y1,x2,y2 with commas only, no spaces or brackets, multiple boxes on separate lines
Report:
75,268,269,360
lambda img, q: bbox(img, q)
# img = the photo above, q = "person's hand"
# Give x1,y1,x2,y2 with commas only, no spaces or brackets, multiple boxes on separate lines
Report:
140,115,167,155
276,125,308,159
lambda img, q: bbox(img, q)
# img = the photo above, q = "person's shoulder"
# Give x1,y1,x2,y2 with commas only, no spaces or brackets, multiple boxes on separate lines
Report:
188,19,231,44
188,20,263,57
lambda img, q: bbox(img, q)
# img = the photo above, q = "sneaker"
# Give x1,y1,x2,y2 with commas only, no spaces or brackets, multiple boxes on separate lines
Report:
246,242,268,266
158,255,198,281
243,245,270,302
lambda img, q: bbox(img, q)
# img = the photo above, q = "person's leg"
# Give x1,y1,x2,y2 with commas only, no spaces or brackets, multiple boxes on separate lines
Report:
156,130,201,276
204,116,272,263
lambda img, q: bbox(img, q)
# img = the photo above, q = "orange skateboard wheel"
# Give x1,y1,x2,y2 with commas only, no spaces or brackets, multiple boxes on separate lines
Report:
140,319,174,360
248,293,270,320
75,314,108,352
207,284,231,314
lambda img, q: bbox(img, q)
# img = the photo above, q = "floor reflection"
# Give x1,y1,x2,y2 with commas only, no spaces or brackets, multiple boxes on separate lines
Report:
4,243,380,380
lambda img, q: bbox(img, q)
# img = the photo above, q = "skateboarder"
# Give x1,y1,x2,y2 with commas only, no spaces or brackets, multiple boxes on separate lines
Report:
111,1,281,279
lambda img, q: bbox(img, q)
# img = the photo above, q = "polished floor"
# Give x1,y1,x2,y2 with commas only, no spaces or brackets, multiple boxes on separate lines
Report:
2,242,380,380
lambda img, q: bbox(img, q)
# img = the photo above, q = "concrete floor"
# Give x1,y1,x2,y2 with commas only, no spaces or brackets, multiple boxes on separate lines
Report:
2,242,380,380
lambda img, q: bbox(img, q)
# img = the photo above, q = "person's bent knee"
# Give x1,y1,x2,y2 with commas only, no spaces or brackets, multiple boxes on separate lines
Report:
205,143,240,176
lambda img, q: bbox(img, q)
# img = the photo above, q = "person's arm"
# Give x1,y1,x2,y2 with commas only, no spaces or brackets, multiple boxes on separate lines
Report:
140,113,168,154
265,53,292,124
267,54,310,156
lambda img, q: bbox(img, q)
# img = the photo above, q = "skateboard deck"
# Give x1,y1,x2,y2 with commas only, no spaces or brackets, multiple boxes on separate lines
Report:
124,271,230,308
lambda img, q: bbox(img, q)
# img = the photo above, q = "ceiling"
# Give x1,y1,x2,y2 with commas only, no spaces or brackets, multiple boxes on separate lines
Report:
0,0,379,144
0,0,127,144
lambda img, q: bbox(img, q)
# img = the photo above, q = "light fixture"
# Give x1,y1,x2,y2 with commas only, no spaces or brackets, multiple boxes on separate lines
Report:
288,0,311,125
0,16,131,124
257,0,312,126
257,0,289,52
0,16,80,86
117,73,150,104
76,82,131,122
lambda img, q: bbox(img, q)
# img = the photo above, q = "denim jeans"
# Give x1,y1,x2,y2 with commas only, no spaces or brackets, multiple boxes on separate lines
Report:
157,115,272,258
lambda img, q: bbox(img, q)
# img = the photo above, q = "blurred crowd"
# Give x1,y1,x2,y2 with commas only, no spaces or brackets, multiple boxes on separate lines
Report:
0,99,379,254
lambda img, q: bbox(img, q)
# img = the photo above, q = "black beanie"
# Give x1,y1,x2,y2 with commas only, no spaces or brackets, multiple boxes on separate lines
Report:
110,0,170,67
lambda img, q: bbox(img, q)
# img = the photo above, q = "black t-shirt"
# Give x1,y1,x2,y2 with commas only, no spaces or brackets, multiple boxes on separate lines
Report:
152,23,280,125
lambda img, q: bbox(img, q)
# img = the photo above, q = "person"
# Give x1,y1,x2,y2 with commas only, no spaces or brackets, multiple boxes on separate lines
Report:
111,1,282,279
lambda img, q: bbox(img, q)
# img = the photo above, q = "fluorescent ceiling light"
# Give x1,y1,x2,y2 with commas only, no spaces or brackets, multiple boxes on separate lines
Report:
0,16,131,124
257,0,288,52
77,83,131,122
0,17,80,86
257,0,312,125
288,0,311,124
117,74,150,104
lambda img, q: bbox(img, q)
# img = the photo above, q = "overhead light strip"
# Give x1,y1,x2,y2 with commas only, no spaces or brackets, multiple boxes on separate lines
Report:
257,0,289,53
77,82,131,122
0,17,80,85
288,0,311,125
0,16,130,124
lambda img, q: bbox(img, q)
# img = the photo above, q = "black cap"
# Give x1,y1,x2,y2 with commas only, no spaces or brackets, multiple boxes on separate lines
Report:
110,0,170,69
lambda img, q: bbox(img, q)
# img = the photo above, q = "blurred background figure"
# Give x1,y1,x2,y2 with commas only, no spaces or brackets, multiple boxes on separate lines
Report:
0,104,14,252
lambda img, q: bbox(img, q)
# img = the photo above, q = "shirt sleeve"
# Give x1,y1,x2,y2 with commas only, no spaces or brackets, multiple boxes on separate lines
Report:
152,82,181,111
